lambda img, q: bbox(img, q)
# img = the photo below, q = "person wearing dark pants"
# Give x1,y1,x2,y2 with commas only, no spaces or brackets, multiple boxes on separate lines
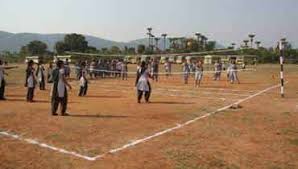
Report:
135,61,152,103
51,60,72,116
25,60,36,102
36,62,46,90
78,63,88,97
0,60,18,100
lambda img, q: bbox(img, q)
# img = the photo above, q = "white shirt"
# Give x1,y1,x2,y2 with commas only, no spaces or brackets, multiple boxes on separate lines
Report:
27,68,34,88
80,76,86,87
57,68,66,97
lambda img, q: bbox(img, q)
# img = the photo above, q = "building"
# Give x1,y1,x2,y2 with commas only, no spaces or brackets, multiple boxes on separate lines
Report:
25,56,39,64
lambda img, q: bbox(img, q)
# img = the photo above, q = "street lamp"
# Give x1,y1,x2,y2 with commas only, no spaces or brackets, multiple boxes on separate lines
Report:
248,34,255,48
161,33,167,51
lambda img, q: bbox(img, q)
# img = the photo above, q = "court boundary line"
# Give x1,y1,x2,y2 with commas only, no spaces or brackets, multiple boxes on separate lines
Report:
0,83,284,161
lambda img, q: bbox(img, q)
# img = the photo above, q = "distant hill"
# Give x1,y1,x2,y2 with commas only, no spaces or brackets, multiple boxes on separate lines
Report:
0,31,225,52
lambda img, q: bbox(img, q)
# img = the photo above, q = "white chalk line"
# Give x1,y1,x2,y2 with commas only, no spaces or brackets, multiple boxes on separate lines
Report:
91,82,284,160
0,131,96,161
0,82,284,161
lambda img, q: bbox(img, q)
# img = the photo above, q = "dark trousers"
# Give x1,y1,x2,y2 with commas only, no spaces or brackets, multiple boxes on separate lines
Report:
78,84,88,96
51,97,67,115
137,82,151,102
0,79,5,99
26,87,35,101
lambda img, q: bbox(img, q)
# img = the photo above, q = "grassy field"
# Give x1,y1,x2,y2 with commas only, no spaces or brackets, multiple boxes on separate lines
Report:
0,64,297,169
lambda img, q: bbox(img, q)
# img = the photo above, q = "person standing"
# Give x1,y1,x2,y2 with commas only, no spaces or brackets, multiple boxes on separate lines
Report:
78,62,88,97
182,60,190,84
0,60,6,100
151,58,159,82
135,61,152,103
25,60,36,102
51,60,72,116
194,60,204,87
230,60,240,84
36,62,46,90
121,60,128,80
214,60,222,81
0,60,18,100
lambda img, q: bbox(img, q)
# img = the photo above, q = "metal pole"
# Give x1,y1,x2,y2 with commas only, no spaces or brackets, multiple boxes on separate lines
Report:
279,41,285,98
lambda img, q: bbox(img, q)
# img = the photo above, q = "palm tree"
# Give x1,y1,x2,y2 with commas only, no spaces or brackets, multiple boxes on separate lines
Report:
161,33,167,51
243,40,249,48
255,41,261,49
248,34,255,48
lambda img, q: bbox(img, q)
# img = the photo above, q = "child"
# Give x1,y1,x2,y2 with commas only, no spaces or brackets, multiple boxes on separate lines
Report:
230,60,240,84
135,61,151,103
194,60,204,87
25,60,36,102
182,60,190,84
214,60,222,81
51,60,72,116
79,63,88,96
36,62,46,90
121,60,128,80
151,58,159,82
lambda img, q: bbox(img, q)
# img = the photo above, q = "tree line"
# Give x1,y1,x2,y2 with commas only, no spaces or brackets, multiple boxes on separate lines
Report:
0,33,297,64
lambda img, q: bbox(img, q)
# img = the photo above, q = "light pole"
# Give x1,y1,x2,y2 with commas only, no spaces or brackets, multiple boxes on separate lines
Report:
161,34,167,51
248,34,255,48
147,27,152,52
243,40,249,48
279,38,287,98
195,32,201,51
255,41,261,49
154,37,160,52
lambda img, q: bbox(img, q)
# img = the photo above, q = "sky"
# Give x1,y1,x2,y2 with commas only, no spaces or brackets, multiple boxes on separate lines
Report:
0,0,297,47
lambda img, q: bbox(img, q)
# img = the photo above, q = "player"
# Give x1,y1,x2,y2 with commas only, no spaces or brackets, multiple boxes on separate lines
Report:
135,61,151,103
230,60,240,84
25,60,36,102
78,62,88,97
121,60,128,80
214,60,222,81
194,60,204,87
182,59,190,84
36,61,46,90
0,60,17,100
51,60,72,116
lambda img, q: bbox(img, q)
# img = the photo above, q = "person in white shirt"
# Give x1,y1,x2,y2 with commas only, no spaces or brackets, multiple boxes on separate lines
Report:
121,60,128,80
194,60,204,87
78,62,88,96
36,61,46,90
0,60,18,100
135,61,152,103
51,60,72,116
25,60,36,102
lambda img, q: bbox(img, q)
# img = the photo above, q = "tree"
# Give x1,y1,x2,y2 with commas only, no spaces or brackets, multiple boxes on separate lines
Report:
64,33,88,52
127,47,136,54
137,44,146,54
109,46,121,54
55,41,69,55
26,41,48,56
205,41,216,51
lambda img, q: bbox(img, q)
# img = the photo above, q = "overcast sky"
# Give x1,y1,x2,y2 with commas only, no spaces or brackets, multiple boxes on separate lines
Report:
0,0,297,47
